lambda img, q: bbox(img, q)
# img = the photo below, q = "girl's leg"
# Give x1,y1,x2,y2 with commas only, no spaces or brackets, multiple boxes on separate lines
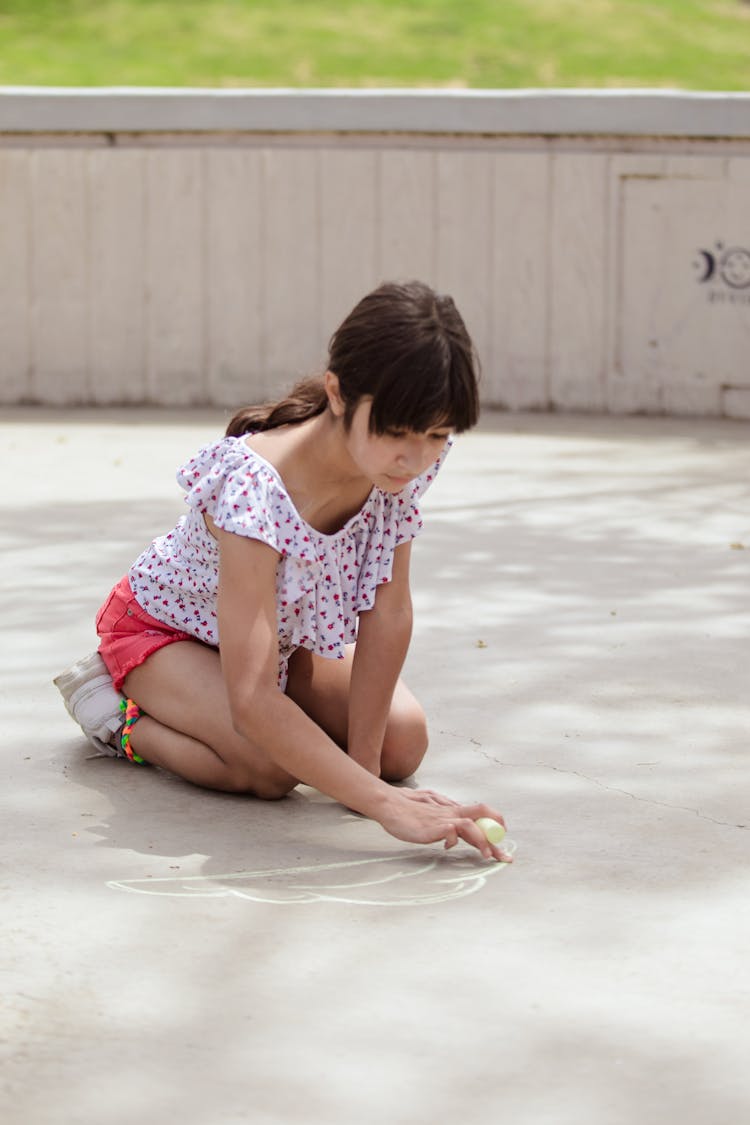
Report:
123,640,426,794
285,645,428,782
122,641,297,799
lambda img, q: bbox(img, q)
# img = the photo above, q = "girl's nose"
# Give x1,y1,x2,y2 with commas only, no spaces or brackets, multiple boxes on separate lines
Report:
397,438,428,474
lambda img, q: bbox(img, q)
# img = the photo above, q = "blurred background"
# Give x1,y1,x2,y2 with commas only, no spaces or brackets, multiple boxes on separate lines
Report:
1,2,748,415
1,0,748,89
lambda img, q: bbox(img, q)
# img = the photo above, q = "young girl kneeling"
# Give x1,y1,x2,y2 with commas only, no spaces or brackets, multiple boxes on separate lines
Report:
55,281,510,862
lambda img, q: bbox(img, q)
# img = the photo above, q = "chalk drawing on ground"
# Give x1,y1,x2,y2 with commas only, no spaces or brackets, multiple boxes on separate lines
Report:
106,842,516,906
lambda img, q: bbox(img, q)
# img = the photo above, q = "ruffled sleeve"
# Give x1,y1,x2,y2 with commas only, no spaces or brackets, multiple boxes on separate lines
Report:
411,436,453,501
385,435,453,547
177,436,318,564
347,438,453,609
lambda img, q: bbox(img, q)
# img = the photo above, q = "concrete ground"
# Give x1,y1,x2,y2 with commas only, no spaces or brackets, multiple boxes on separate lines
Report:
2,406,749,1125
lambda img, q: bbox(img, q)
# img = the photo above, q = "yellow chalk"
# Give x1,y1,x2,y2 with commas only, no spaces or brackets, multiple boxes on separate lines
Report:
475,817,506,844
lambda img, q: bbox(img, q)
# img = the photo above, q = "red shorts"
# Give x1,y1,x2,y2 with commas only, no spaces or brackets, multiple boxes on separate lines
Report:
96,576,205,692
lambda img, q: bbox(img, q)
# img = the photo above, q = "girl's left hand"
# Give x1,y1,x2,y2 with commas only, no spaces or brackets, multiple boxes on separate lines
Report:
375,796,511,862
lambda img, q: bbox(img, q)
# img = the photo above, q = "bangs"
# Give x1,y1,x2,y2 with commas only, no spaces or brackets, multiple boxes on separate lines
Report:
367,343,480,435
330,281,481,436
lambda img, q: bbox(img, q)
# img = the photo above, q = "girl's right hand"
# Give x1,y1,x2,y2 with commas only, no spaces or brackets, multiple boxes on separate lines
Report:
376,795,512,863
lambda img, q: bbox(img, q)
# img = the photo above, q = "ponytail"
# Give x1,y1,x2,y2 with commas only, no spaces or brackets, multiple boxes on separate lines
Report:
226,375,328,437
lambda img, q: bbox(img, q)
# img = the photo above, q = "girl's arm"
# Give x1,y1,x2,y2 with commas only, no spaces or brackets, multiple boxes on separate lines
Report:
217,527,403,816
217,528,508,860
347,541,413,774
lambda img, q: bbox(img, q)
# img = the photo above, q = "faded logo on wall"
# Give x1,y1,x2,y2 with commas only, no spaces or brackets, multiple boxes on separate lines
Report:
693,243,750,304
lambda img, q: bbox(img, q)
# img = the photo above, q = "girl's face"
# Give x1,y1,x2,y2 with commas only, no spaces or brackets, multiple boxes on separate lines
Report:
343,398,451,493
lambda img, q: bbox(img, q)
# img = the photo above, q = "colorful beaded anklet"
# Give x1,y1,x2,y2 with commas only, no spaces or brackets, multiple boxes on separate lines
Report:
119,698,145,764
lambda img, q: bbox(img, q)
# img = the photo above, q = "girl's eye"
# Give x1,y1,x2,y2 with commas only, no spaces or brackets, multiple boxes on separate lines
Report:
384,428,450,441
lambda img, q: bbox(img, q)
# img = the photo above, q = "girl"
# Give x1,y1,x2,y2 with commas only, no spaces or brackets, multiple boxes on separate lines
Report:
55,281,510,862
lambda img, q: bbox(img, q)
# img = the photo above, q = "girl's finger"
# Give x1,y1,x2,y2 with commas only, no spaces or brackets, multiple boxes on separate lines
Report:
441,816,490,860
453,817,512,862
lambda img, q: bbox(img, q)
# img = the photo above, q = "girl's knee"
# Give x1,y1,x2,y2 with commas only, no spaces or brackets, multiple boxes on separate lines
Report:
218,758,297,800
251,775,298,801
380,705,429,782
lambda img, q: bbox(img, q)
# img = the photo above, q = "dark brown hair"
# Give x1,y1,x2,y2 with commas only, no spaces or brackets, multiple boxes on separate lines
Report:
226,280,480,437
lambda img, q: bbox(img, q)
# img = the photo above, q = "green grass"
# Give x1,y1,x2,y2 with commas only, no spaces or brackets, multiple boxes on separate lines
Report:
0,0,748,89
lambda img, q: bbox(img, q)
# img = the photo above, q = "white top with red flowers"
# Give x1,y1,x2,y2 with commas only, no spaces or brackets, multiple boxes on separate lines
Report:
128,435,450,689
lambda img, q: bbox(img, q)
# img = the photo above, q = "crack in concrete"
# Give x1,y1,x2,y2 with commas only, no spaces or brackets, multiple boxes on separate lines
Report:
440,729,748,830
539,763,747,830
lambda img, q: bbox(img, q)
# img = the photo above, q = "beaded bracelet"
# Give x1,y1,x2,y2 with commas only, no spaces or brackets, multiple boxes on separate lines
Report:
119,698,145,764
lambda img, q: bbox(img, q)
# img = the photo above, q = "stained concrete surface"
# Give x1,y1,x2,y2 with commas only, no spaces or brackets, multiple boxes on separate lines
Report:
1,406,749,1125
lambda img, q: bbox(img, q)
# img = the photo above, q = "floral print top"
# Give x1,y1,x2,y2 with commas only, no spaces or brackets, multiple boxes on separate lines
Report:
128,435,451,688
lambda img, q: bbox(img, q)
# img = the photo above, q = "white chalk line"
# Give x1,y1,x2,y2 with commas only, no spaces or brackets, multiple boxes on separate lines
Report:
106,840,516,906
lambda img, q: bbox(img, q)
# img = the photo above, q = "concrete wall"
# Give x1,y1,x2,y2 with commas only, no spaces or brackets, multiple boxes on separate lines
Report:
1,89,749,416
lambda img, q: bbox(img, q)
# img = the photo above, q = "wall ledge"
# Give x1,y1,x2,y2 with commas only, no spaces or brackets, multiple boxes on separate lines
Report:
1,87,749,137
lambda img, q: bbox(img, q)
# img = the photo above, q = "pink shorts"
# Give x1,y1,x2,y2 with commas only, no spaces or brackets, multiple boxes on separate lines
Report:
96,576,206,692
